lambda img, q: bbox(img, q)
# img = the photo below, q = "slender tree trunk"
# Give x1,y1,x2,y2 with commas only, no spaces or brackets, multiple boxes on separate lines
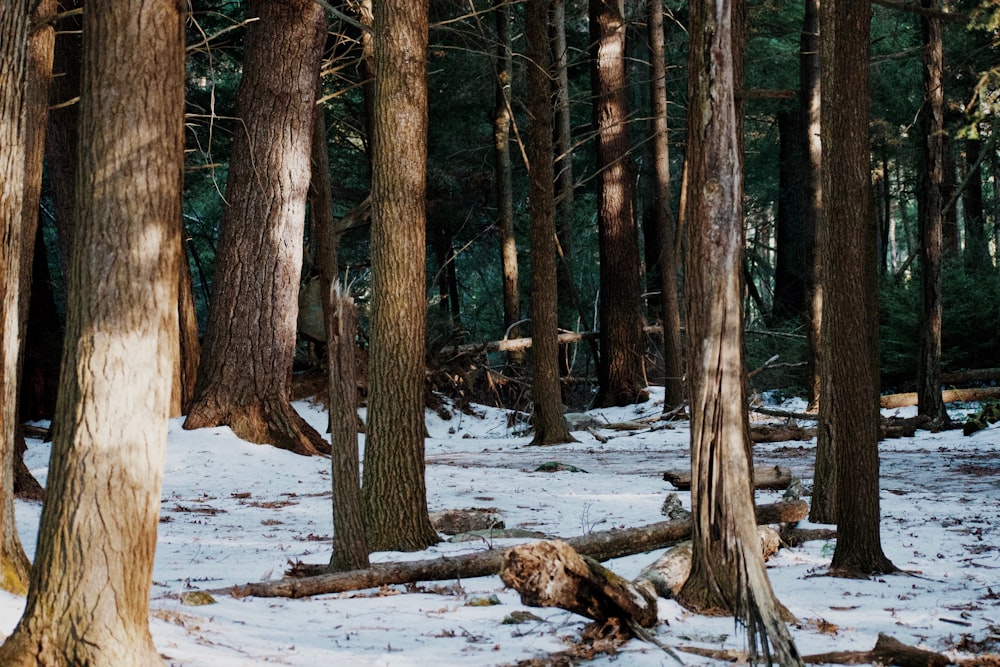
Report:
0,0,184,661
590,0,648,408
173,251,200,417
184,0,330,456
962,138,988,270
678,0,801,662
0,0,35,596
648,0,685,411
772,108,808,323
493,0,523,365
362,0,439,552
941,135,959,256
526,0,575,447
916,0,947,423
551,0,577,336
801,0,823,414
821,0,896,577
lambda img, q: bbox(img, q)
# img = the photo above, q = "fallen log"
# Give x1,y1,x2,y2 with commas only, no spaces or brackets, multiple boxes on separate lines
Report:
500,540,658,627
801,632,950,666
664,465,793,491
215,499,808,599
880,386,1000,409
751,423,817,443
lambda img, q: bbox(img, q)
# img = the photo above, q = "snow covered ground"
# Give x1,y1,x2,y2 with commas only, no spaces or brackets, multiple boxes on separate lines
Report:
1,388,998,665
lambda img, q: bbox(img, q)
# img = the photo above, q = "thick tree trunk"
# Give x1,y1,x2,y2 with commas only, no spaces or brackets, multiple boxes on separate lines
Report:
680,0,801,662
219,500,808,599
0,0,183,661
0,0,35,596
916,0,948,423
362,0,440,552
648,0,685,411
184,0,330,457
821,0,896,577
526,0,575,447
493,0,523,366
590,0,648,408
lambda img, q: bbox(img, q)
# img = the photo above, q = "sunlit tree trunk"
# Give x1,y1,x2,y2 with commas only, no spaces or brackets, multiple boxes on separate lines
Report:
0,0,184,661
821,0,897,577
589,0,648,408
184,0,330,456
526,0,575,447
802,0,823,414
0,0,35,595
362,0,440,552
677,0,801,662
648,0,685,411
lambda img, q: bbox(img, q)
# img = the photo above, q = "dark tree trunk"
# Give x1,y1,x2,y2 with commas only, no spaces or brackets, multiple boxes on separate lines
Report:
0,0,184,660
526,0,575,447
590,0,648,408
493,0,523,365
916,0,947,423
677,0,801,662
174,249,200,417
962,138,988,270
772,108,809,323
941,135,959,256
648,0,685,411
184,0,330,457
820,0,896,577
362,0,440,552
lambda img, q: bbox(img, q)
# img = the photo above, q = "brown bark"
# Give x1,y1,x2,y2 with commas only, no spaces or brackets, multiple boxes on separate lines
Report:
681,0,801,661
173,248,200,417
500,540,658,628
0,0,35,596
362,0,439,552
590,0,648,408
801,0,823,413
821,0,896,577
217,500,808,599
801,633,950,666
526,0,574,447
916,0,947,422
647,0,685,411
493,0,522,366
184,0,330,457
0,0,183,661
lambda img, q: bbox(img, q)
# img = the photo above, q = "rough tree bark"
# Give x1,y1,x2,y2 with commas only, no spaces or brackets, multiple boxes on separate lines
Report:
678,0,802,662
590,0,648,408
801,0,823,415
362,0,440,552
916,0,948,423
0,0,35,595
0,0,184,661
184,0,330,456
526,0,575,447
821,0,897,577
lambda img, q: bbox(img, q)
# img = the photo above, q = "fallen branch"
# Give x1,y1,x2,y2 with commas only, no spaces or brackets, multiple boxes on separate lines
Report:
880,386,1000,409
213,500,808,599
801,632,950,666
664,465,792,491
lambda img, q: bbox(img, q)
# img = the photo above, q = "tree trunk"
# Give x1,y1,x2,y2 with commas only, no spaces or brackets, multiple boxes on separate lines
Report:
916,0,948,423
679,0,801,662
647,0,685,411
962,138,988,270
362,0,440,553
173,248,200,417
0,0,35,596
492,0,523,366
821,0,897,577
526,0,575,447
773,108,809,323
0,0,183,661
801,0,823,414
184,0,330,457
590,0,648,408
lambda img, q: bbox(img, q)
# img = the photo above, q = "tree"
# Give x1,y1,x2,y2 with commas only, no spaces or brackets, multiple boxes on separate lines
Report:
0,0,184,661
677,0,801,662
590,0,648,408
184,0,330,457
0,0,35,595
362,0,439,553
647,0,685,411
526,0,576,447
820,0,897,577
916,0,948,423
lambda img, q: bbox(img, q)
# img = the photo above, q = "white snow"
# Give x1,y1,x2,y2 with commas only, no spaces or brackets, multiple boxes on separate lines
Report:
3,389,998,666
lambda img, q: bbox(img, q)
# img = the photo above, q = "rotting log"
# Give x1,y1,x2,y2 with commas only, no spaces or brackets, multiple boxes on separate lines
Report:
664,465,793,491
214,500,808,599
751,423,816,443
880,386,1000,409
800,632,950,666
500,540,658,627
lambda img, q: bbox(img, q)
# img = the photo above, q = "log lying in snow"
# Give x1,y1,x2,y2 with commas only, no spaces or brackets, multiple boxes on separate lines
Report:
664,465,792,491
880,386,1000,409
217,499,808,599
500,540,658,627
751,423,817,443
800,632,950,666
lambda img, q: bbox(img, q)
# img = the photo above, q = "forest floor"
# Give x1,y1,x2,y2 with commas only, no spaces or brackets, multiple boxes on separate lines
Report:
2,388,999,666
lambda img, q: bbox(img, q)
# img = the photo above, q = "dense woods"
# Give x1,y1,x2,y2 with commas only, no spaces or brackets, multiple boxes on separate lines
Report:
1,0,998,662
